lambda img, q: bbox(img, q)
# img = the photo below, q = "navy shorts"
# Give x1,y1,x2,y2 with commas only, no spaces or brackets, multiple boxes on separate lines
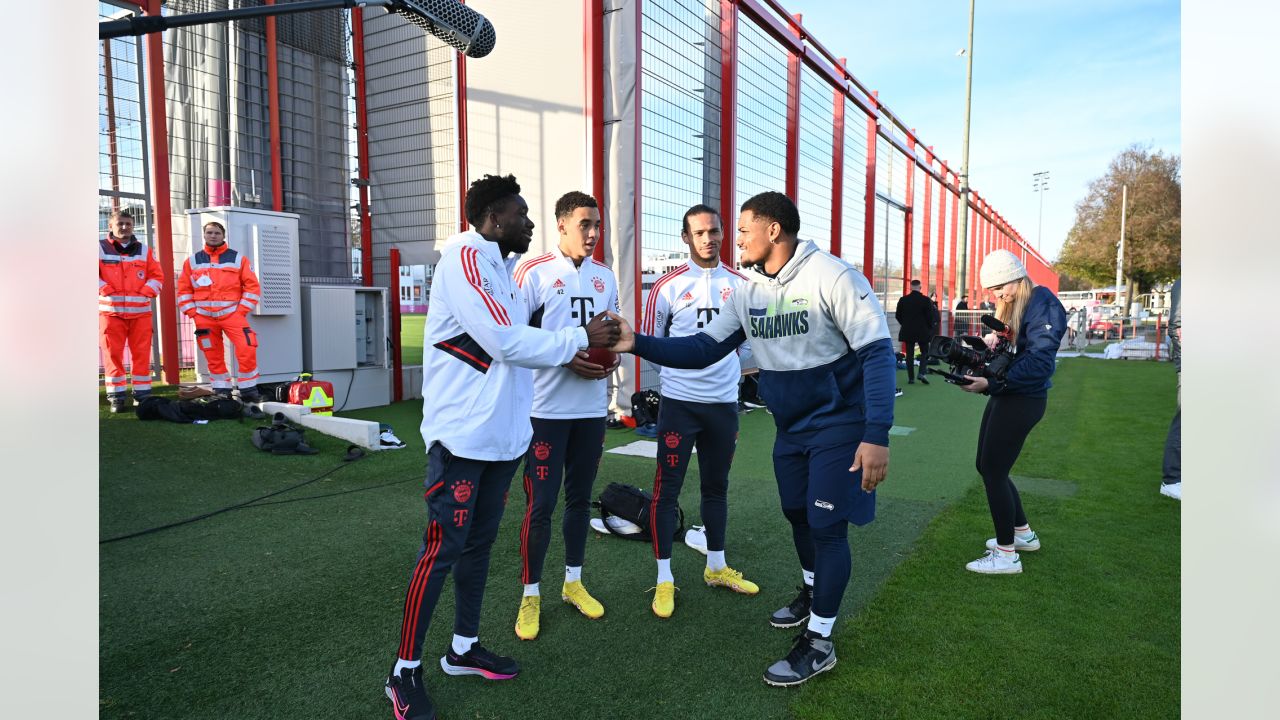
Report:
772,428,877,528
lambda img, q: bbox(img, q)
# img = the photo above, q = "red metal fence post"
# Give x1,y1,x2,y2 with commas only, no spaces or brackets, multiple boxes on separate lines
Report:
585,0,605,260
718,0,738,264
389,247,403,402
266,1,284,213
862,103,877,282
903,134,915,286
920,147,932,295
143,0,180,385
829,73,845,259
784,13,802,202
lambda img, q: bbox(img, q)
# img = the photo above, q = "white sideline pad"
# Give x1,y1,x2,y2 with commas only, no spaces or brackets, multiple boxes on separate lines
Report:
260,401,382,450
606,440,697,459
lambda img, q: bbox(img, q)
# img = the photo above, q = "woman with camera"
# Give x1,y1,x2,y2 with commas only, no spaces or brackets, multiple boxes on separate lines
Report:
958,250,1066,574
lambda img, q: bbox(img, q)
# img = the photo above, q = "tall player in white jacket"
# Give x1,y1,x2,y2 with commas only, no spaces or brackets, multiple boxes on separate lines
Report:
386,175,619,720
511,191,621,641
641,204,760,619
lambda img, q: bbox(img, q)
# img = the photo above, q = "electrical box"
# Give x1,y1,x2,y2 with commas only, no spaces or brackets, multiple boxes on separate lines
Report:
184,207,303,384
300,285,391,410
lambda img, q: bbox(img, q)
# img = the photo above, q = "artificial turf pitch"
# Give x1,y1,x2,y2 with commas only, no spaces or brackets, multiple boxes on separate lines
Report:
99,357,1179,719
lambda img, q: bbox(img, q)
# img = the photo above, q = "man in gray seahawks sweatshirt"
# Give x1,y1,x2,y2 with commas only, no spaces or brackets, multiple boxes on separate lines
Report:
609,191,897,687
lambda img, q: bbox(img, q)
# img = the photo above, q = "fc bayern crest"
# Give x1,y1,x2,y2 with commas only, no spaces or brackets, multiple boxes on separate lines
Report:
721,286,733,302
533,442,552,461
663,431,681,449
593,277,605,293
452,479,473,503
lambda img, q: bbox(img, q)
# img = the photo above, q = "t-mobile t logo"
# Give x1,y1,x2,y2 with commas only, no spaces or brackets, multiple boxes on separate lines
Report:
696,306,720,328
570,296,596,326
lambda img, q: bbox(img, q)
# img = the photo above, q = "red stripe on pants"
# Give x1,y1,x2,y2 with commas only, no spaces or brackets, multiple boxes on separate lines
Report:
398,521,441,660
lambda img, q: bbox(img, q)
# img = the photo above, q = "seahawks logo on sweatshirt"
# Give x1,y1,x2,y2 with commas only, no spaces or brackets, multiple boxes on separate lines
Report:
747,302,810,339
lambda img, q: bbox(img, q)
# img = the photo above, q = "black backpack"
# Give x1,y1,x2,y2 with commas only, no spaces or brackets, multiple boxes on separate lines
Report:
250,413,319,455
136,395,244,423
630,389,661,426
593,482,683,542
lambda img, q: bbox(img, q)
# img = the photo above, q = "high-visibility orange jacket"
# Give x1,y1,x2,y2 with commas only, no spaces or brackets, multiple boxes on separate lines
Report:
177,243,262,319
99,236,164,316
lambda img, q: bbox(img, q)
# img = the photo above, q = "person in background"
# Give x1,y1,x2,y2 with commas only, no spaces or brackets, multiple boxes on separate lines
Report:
954,250,1066,575
177,221,263,402
1160,279,1181,500
894,280,935,386
99,210,164,413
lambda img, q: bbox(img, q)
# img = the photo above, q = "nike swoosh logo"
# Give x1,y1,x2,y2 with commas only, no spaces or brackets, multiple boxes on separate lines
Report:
859,292,868,300
392,691,410,715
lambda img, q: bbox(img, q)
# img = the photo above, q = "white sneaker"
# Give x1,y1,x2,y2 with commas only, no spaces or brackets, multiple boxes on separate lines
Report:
985,531,1040,552
1159,482,1182,500
683,525,708,555
965,549,1022,574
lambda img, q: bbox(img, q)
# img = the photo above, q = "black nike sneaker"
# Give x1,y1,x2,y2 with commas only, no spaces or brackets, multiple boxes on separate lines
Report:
769,585,812,628
439,643,520,680
385,664,435,720
763,630,837,687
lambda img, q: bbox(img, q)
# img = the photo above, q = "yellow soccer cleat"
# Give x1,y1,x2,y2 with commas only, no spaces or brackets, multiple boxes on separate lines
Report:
561,580,605,619
704,566,760,595
515,595,540,640
651,582,677,618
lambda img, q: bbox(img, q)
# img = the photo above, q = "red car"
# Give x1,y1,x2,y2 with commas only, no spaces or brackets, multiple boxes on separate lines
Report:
1089,319,1120,339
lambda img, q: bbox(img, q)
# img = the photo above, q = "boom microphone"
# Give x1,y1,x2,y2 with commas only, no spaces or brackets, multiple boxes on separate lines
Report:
100,0,496,58
390,0,496,58
980,314,1008,333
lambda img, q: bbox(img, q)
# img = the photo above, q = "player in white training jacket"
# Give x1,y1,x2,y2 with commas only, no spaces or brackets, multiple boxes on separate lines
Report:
511,191,621,641
641,203,760,619
386,175,619,720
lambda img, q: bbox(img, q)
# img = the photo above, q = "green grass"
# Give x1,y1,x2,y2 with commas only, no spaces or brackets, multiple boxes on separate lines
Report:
401,313,425,366
99,359,1179,719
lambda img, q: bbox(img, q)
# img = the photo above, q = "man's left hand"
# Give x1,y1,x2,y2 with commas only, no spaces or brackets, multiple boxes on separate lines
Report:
960,375,988,393
851,442,889,493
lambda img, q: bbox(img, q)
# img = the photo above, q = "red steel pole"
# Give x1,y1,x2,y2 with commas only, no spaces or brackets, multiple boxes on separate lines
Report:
585,0,605,261
266,1,284,212
784,14,802,203
829,72,845,259
143,0,180,385
389,247,403,402
902,134,915,286
920,147,933,295
862,104,877,282
718,0,738,264
949,180,959,314
103,39,121,212
352,8,374,287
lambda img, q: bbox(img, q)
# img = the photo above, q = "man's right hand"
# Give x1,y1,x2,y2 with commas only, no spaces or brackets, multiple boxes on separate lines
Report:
606,311,635,353
585,312,621,348
564,351,611,380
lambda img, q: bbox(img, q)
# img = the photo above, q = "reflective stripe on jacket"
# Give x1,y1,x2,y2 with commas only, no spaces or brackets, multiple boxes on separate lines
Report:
177,244,262,318
99,237,164,316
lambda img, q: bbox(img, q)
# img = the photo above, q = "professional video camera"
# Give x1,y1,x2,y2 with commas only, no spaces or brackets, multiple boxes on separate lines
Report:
927,314,1016,386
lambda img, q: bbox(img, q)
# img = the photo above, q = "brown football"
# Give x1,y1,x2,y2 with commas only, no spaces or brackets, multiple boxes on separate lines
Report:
586,347,618,369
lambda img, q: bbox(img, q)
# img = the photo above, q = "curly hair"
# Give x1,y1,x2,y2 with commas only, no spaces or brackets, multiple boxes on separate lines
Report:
464,174,522,228
554,190,598,220
740,191,800,236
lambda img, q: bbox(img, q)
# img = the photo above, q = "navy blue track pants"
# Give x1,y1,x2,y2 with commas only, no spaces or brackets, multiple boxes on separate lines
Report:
396,442,519,661
518,416,607,584
650,396,738,559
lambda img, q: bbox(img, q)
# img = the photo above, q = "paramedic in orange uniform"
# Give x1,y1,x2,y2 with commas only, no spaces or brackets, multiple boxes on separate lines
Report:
99,209,164,413
177,220,263,402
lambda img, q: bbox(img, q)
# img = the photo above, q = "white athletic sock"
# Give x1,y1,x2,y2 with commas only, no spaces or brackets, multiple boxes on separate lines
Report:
523,583,540,597
656,558,674,584
802,569,815,587
807,613,836,637
1014,526,1034,539
706,550,727,572
393,658,421,675
451,634,477,655
565,565,582,583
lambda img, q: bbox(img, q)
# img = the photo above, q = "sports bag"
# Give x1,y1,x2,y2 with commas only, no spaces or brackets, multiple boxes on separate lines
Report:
593,482,682,542
630,389,661,426
250,413,319,455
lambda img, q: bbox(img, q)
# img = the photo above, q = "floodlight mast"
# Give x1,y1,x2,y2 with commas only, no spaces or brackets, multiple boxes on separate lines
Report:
99,0,496,58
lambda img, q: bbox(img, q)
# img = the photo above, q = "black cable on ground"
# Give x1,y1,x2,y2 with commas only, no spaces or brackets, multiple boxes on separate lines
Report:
99,458,398,545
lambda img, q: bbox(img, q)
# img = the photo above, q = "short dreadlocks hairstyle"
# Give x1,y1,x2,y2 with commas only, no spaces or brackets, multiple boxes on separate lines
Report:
464,174,522,229
740,191,800,236
554,191,598,220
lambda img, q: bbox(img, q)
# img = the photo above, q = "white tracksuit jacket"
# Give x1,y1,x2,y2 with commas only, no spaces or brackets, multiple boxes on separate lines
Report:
641,259,749,404
514,245,620,419
419,231,588,461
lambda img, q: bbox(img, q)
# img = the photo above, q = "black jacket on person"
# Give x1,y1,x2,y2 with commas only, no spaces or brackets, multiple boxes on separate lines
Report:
895,290,936,343
986,286,1067,398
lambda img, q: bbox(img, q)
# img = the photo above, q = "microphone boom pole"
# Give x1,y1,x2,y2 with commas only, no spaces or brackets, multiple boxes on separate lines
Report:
99,0,496,58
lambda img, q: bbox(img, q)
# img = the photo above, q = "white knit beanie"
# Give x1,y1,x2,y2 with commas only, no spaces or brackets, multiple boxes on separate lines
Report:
979,249,1027,288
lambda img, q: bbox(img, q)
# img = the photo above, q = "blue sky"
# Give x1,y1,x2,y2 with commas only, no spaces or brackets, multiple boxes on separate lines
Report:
788,0,1181,261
